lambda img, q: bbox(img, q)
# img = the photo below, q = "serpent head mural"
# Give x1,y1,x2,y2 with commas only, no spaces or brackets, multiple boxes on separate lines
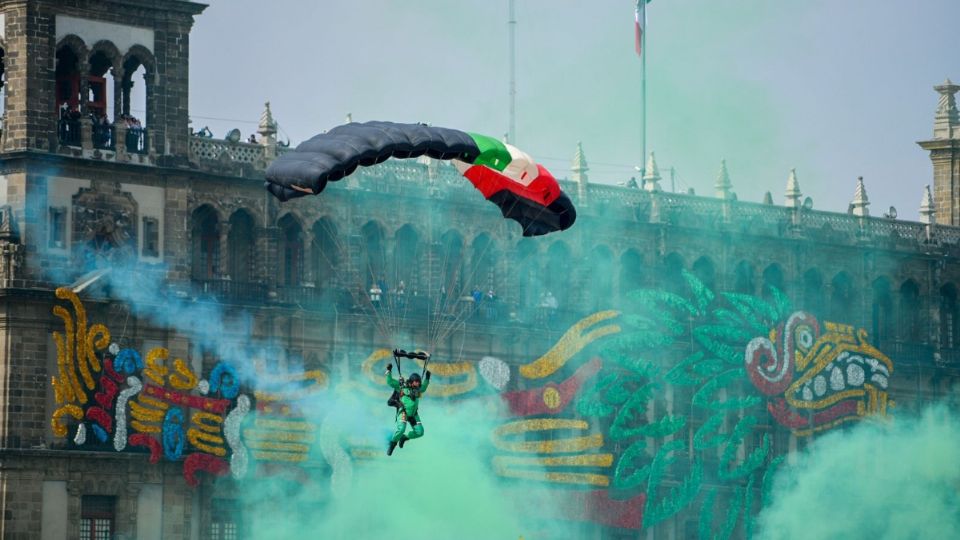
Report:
746,312,893,435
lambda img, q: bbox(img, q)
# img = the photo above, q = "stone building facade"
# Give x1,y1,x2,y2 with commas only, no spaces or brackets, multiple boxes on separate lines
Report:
0,1,959,539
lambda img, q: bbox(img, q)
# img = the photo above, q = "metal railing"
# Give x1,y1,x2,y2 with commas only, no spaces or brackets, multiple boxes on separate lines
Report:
92,124,115,150
125,127,148,155
58,118,82,147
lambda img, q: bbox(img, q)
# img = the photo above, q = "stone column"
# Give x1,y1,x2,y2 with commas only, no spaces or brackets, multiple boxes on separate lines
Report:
302,229,316,287
217,222,231,280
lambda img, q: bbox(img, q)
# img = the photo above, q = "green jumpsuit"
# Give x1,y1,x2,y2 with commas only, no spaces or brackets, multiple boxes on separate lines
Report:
387,371,429,444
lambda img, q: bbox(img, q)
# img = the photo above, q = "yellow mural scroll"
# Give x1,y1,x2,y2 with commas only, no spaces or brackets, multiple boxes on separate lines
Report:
519,311,620,379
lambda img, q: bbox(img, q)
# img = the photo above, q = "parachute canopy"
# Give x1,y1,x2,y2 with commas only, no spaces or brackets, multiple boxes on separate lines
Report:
264,121,576,236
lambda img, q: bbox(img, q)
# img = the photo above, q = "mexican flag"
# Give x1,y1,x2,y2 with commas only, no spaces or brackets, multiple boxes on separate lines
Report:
635,0,652,57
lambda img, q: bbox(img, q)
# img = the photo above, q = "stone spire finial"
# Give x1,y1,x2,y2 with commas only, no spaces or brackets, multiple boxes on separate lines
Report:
934,79,960,139
715,159,733,199
920,184,935,224
345,112,353,123
850,176,870,216
571,141,589,184
784,168,802,208
762,191,774,205
258,102,279,157
643,152,662,192
258,102,277,138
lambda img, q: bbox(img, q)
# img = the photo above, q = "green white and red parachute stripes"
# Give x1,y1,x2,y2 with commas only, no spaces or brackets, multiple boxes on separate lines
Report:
452,133,562,208
264,121,576,236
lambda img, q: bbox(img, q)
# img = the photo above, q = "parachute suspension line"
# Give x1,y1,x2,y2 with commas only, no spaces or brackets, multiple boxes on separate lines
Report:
431,194,525,347
426,231,456,351
359,228,399,344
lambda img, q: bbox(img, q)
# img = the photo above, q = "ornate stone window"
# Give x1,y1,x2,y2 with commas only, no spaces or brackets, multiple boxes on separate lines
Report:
141,216,159,258
191,205,219,280
48,206,67,249
79,495,115,540
210,498,241,540
278,214,304,286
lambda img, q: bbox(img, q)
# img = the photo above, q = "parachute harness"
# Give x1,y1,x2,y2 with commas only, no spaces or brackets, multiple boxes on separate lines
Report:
389,349,430,417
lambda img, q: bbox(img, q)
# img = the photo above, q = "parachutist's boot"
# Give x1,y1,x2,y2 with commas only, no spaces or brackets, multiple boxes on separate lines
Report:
398,435,408,449
387,441,398,456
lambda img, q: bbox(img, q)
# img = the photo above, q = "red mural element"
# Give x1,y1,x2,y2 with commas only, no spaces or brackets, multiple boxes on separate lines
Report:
502,358,602,417
85,407,113,433
565,490,645,530
767,398,858,430
94,377,119,409
510,489,646,530
102,358,123,383
184,453,230,487
129,433,162,463
142,384,231,414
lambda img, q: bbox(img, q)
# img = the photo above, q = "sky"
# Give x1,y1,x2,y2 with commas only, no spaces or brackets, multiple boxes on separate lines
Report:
188,0,960,221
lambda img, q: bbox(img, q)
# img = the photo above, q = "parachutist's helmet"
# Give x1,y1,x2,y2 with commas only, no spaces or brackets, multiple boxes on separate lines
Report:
407,373,422,386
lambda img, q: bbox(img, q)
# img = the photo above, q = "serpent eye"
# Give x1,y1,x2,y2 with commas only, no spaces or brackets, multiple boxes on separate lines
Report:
795,324,815,351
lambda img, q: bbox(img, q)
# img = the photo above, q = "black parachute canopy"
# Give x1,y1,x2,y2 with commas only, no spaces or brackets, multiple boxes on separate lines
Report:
264,121,575,237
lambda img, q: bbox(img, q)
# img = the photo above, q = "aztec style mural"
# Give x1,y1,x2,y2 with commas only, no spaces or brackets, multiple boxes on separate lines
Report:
49,271,894,536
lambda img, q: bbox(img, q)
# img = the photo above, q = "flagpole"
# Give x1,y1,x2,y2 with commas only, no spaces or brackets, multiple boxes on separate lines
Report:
508,0,517,144
641,1,647,173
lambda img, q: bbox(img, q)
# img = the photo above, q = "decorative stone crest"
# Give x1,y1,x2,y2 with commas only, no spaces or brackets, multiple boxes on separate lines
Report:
72,179,139,267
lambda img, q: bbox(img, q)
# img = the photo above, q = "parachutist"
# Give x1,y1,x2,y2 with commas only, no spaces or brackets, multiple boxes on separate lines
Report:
385,359,431,456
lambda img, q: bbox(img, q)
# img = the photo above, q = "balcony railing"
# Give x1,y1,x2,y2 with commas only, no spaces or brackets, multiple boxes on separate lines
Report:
125,127,148,155
58,118,82,147
92,123,115,150
193,279,268,304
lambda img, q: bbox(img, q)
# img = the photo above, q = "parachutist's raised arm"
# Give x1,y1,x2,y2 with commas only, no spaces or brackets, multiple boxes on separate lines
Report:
385,363,401,389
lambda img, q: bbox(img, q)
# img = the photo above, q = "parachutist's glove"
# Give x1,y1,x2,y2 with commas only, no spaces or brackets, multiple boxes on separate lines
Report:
425,370,432,381
385,364,392,374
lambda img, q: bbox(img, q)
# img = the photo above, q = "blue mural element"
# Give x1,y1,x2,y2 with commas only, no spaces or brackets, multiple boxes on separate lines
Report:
162,408,186,460
209,362,240,399
115,348,144,375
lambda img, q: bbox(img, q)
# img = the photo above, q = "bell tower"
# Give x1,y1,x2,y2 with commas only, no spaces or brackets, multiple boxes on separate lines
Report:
918,79,960,226
0,0,206,162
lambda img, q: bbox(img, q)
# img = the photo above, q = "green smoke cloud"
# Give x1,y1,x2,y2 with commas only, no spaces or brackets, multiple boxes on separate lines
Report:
757,404,960,539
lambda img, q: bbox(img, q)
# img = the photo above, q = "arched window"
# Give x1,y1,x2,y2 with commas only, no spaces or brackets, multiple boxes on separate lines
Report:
469,233,498,293
545,241,572,308
278,215,304,286
227,210,255,283
438,229,464,298
361,221,387,290
899,280,922,342
802,269,824,315
619,249,644,298
515,238,539,316
0,46,6,120
941,284,959,349
762,263,785,301
733,261,754,295
392,224,418,292
55,43,83,146
586,245,614,310
120,48,153,154
830,272,856,324
691,256,716,292
191,206,219,280
662,253,686,296
871,277,893,345
312,217,341,289
88,44,119,150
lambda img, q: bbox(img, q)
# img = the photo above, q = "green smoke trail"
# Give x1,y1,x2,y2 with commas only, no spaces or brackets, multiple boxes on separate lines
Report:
756,404,960,539
236,394,574,540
